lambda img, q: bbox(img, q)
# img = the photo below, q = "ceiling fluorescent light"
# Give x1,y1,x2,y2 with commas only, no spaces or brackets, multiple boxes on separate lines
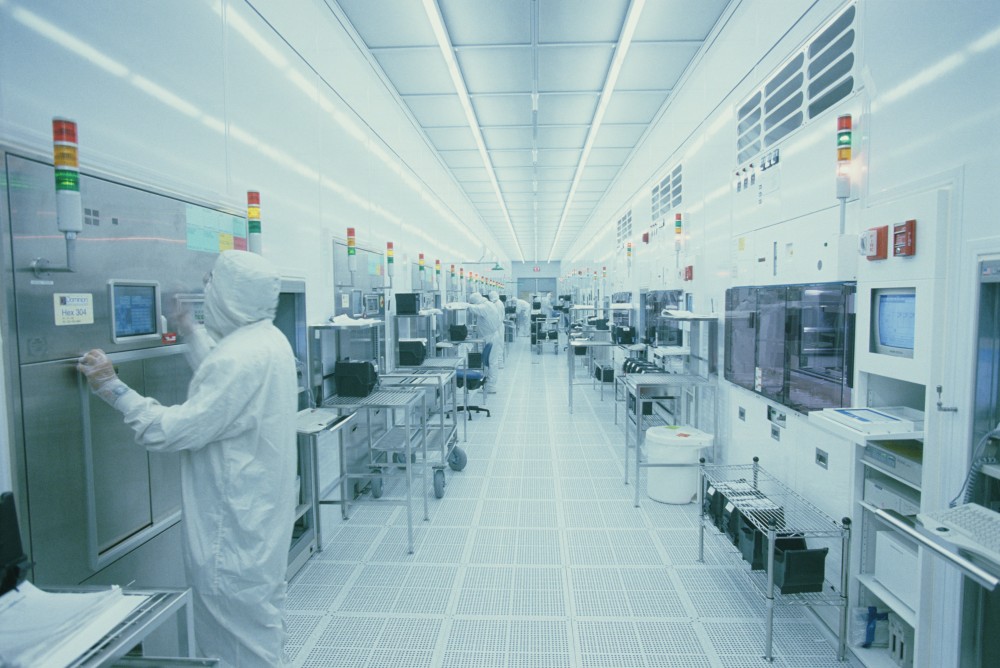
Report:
546,0,646,262
422,0,524,262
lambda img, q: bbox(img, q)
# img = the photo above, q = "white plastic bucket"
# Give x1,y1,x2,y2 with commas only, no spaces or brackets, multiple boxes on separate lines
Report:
645,425,713,504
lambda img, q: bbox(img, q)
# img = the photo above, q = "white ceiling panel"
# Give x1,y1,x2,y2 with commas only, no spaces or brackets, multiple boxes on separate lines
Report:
592,123,647,148
579,164,625,181
462,181,500,194
586,147,633,165
336,0,436,47
537,166,577,180
332,0,730,261
450,167,492,182
603,90,671,124
472,94,534,125
403,94,467,127
483,126,535,151
538,0,628,44
634,0,731,41
372,47,454,95
616,42,701,90
537,45,614,92
458,46,534,95
537,93,599,125
536,149,582,167
440,0,531,46
439,150,485,168
490,150,534,167
494,166,537,181
537,181,570,194
577,179,613,192
536,126,589,150
425,126,478,151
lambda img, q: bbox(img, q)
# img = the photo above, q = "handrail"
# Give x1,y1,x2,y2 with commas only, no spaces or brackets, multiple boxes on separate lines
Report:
873,508,999,591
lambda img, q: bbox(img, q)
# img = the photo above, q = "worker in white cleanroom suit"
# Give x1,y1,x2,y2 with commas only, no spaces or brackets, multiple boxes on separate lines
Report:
515,298,531,336
542,292,555,317
488,290,506,368
468,291,502,392
77,250,298,668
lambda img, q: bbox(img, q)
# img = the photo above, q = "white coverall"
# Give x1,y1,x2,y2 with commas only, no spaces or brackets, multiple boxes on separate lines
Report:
468,292,502,392
488,291,506,368
515,299,530,336
542,292,555,317
79,251,298,667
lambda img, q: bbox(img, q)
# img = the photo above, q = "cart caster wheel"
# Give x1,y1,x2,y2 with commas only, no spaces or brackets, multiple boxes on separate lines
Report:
433,469,446,498
448,447,468,472
371,478,384,498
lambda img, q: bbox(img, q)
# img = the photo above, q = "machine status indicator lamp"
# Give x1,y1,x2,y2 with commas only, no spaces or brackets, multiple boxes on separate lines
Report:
346,227,356,255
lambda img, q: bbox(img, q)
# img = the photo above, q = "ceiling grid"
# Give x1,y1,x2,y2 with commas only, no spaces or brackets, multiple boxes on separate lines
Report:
334,0,732,262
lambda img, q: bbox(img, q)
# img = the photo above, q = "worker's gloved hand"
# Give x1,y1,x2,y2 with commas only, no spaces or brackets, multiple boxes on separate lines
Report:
173,304,197,339
77,349,130,406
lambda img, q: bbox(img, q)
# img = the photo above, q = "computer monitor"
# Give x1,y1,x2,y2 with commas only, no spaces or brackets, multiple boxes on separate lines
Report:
871,287,915,358
109,280,161,343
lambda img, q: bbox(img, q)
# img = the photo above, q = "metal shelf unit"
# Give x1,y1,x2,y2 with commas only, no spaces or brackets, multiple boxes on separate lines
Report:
698,460,852,662
321,389,428,554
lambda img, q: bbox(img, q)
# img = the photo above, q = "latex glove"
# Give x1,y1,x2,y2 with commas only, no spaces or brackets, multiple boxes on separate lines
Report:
77,349,130,406
173,304,197,339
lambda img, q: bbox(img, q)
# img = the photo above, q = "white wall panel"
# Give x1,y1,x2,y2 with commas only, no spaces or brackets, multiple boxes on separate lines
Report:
0,1,230,199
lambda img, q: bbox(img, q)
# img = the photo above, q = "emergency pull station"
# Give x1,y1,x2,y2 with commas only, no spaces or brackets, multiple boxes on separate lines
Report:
893,219,916,257
683,265,693,281
860,225,888,261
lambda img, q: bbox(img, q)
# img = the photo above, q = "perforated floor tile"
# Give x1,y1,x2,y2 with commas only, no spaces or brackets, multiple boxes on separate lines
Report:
286,342,859,668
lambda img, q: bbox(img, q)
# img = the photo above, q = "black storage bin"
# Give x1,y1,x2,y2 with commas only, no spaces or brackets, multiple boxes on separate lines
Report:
334,361,378,397
612,325,636,344
449,324,468,341
627,394,653,416
704,485,724,528
398,340,427,366
773,545,829,594
547,330,559,340
738,528,806,571
594,365,614,382
396,292,420,315
722,501,742,545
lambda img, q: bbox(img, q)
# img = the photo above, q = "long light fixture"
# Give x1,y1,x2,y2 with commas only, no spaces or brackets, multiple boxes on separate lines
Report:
422,0,525,262
547,0,647,262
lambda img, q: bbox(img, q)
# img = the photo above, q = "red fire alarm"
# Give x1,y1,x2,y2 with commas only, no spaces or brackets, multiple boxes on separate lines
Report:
642,232,650,244
860,225,888,261
683,265,693,281
893,219,916,257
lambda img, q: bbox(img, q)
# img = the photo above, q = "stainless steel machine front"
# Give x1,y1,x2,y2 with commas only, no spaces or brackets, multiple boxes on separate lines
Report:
2,152,233,588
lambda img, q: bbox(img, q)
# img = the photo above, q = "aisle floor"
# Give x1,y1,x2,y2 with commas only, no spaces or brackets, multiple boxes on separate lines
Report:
287,339,856,667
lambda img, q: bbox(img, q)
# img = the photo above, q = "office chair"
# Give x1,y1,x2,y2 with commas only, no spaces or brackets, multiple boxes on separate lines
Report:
456,342,492,418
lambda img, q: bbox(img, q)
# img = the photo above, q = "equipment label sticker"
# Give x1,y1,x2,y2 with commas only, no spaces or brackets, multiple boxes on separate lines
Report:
54,293,94,325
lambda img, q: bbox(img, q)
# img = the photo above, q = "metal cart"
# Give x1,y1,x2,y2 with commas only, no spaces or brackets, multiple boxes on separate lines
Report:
698,459,851,662
380,365,468,498
321,389,428,554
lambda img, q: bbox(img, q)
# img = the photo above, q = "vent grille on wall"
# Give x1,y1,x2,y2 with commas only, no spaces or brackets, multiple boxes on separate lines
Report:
616,209,633,248
736,4,856,167
651,163,683,223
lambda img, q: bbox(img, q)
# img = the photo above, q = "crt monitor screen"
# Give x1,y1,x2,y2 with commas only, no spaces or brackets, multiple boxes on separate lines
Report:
872,288,915,357
111,281,159,341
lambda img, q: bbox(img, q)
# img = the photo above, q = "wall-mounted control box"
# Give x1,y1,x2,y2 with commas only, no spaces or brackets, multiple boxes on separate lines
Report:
892,219,916,257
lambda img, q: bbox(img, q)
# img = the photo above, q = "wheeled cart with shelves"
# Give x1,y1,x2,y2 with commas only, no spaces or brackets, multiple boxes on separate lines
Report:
698,459,852,662
321,389,428,554
380,364,468,498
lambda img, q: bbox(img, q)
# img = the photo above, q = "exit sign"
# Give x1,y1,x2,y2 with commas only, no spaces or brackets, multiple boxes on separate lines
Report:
533,266,540,272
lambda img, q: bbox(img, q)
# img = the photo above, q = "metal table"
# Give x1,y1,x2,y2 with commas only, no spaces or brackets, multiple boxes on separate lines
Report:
321,389,428,554
49,587,198,667
620,372,716,507
567,339,615,413
295,409,358,552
